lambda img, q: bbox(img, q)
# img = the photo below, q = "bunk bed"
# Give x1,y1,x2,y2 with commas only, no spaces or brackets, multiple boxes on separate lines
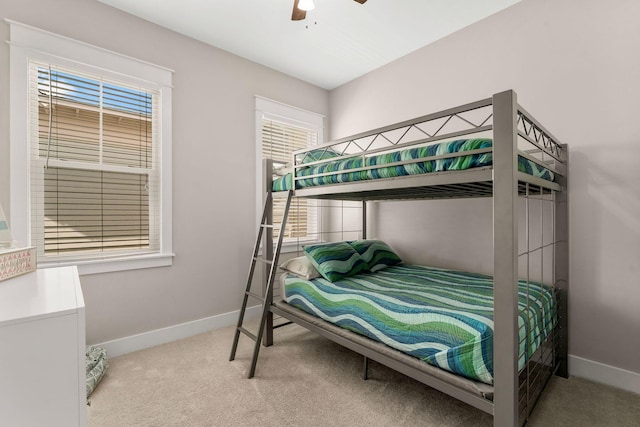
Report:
232,90,568,427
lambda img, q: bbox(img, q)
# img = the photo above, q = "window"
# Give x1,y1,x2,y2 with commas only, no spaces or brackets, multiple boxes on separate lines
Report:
32,65,158,257
9,21,173,274
262,119,318,241
255,97,324,249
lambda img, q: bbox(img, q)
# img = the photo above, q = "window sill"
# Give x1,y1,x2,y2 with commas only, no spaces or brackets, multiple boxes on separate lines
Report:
38,253,175,276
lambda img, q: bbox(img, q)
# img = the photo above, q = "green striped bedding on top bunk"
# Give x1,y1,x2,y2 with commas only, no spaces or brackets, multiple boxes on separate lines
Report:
272,138,554,191
282,264,556,385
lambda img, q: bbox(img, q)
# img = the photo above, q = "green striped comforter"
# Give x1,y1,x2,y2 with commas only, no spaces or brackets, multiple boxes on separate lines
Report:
283,264,556,385
273,138,554,191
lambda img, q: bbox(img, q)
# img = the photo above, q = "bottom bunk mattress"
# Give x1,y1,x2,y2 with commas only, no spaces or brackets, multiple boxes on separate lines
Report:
281,264,556,385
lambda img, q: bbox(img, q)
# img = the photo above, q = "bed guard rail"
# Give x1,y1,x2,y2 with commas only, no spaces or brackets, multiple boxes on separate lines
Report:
288,90,565,190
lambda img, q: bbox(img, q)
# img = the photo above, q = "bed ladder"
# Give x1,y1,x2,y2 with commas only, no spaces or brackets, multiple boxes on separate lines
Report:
229,190,293,378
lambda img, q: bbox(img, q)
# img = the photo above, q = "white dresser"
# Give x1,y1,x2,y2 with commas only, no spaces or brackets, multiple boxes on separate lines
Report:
0,266,86,427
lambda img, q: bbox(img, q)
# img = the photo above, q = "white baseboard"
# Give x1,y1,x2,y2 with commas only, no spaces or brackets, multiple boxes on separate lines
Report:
569,354,640,395
94,316,640,396
93,305,261,358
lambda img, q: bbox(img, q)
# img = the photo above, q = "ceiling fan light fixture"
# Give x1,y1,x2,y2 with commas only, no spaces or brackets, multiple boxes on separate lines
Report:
298,0,315,11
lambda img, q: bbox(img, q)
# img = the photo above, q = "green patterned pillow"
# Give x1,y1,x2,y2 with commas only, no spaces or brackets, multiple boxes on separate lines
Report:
348,239,402,272
303,241,367,282
297,148,339,164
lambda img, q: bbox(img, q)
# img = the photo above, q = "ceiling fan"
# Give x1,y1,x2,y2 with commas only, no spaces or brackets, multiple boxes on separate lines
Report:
292,0,367,21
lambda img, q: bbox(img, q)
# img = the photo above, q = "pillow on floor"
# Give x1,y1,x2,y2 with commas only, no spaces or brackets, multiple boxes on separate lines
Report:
303,241,367,282
348,239,402,272
280,256,321,280
86,345,108,398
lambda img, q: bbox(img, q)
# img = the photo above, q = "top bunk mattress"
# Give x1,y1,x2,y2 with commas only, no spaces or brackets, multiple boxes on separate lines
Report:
272,138,554,192
281,264,556,385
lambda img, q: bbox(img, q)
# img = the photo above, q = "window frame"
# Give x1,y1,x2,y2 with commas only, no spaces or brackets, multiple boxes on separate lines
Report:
255,96,325,253
9,20,174,275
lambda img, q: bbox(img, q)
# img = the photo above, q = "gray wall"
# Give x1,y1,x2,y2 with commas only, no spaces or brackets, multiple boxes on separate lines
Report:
2,0,638,378
329,0,640,374
0,0,329,344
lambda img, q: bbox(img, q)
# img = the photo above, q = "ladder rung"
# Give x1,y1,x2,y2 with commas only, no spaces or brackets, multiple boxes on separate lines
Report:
253,257,273,265
260,224,275,229
238,326,257,341
245,291,264,302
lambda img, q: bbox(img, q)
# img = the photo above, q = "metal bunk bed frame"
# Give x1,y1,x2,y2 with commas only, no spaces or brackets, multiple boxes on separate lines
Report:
232,90,568,427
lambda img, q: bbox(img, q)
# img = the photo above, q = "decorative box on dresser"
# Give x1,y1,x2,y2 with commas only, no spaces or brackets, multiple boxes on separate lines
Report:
0,266,86,427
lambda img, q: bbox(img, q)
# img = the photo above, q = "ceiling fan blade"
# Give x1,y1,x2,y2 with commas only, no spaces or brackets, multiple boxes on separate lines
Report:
291,0,307,21
353,0,367,4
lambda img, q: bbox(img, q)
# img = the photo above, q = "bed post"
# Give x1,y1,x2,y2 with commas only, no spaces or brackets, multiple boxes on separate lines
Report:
492,90,519,427
263,158,274,347
362,200,369,380
555,144,569,378
362,201,367,239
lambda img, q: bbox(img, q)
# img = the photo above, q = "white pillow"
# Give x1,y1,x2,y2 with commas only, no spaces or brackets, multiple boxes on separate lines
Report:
273,163,293,176
279,256,321,280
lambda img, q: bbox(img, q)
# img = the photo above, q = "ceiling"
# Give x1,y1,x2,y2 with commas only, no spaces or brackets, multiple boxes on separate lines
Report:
97,0,522,90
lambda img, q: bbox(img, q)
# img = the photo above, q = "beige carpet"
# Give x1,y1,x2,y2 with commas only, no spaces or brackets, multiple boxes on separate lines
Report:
88,323,640,426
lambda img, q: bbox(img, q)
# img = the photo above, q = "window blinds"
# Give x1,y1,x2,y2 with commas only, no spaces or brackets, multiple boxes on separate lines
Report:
261,119,318,240
30,62,160,259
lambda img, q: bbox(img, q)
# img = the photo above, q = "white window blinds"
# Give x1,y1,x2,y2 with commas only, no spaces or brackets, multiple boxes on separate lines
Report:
261,119,318,240
30,62,160,259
